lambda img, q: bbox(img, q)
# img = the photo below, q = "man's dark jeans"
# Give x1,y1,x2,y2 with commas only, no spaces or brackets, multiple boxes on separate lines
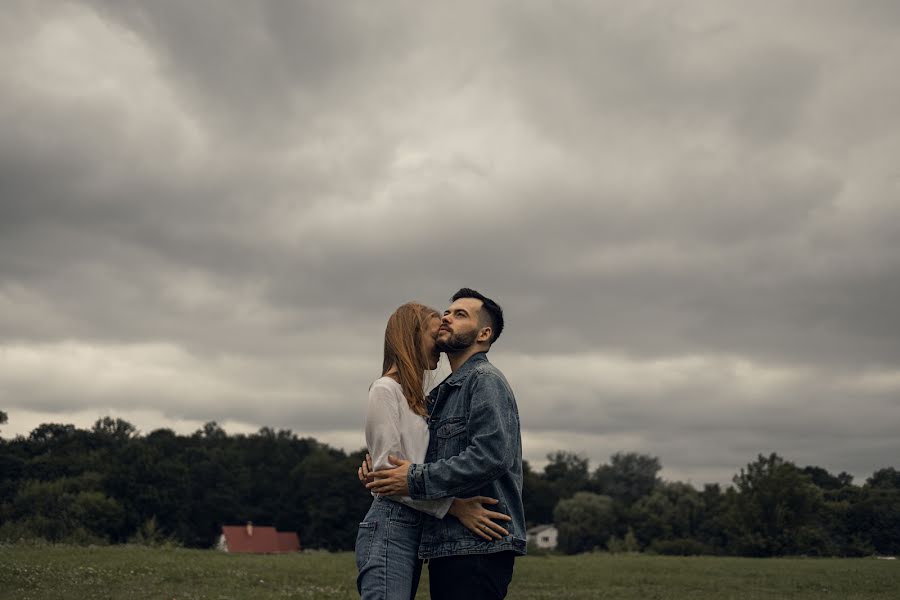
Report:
428,552,515,600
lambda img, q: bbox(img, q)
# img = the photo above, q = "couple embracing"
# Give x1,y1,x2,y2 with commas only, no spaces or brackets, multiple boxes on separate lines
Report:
355,288,526,599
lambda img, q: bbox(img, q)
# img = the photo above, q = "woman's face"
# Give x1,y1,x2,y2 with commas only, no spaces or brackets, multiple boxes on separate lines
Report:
422,316,442,370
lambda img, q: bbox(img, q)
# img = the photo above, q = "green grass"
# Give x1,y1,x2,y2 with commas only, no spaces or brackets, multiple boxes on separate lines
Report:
0,545,897,599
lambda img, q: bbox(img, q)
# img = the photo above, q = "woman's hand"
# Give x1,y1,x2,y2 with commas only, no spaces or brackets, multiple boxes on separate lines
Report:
357,453,374,484
448,496,512,541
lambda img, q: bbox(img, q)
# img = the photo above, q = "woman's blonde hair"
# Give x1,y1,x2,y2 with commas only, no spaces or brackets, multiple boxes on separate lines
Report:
382,302,440,417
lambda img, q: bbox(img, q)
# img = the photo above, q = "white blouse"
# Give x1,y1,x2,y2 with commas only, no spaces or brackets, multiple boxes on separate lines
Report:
366,376,453,518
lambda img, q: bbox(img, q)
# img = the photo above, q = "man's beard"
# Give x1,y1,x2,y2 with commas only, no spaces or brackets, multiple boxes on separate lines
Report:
435,328,478,352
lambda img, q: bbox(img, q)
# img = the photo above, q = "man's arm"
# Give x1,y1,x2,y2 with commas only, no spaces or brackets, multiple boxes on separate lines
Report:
359,454,512,537
368,372,516,500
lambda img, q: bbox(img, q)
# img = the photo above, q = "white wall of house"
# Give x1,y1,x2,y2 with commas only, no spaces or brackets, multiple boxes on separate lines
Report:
527,526,558,549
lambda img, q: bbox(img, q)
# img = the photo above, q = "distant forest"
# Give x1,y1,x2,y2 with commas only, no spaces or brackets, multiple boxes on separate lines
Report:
1,414,898,556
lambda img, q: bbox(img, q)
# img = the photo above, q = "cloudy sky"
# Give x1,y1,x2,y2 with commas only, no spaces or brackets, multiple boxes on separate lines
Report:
2,1,899,486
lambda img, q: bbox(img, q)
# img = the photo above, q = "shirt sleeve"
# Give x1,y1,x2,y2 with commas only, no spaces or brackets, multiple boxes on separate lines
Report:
407,372,517,500
365,381,454,518
365,381,404,472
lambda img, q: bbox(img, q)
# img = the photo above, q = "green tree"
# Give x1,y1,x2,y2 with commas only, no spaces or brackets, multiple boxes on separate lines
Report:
630,482,703,548
6,473,124,543
195,421,227,441
6,414,891,556
728,453,828,556
25,423,96,481
522,460,558,525
802,466,853,491
104,437,190,543
843,469,900,555
284,448,371,550
593,452,661,506
543,451,591,499
522,454,591,527
554,492,616,554
695,483,730,553
128,515,177,546
797,465,862,556
28,423,76,444
1,417,371,549
866,467,900,490
92,417,138,442
607,527,640,553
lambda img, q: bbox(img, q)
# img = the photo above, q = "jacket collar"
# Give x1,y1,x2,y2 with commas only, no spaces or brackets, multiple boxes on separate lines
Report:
445,352,489,386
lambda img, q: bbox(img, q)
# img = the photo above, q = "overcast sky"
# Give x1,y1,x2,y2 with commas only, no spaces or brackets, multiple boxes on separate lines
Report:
2,1,899,486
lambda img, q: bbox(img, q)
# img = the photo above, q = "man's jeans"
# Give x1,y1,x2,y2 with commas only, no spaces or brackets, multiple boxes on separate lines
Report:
356,496,424,600
428,551,515,600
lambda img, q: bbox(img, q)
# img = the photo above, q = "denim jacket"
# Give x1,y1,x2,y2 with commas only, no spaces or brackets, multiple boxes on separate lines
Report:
407,352,527,559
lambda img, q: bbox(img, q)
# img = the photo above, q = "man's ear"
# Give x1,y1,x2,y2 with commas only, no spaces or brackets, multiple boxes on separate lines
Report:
477,327,493,344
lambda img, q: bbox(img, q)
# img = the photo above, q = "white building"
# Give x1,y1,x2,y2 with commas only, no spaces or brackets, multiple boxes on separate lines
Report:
526,524,558,550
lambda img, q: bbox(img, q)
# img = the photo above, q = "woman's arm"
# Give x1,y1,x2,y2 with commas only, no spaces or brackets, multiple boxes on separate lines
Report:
365,382,454,518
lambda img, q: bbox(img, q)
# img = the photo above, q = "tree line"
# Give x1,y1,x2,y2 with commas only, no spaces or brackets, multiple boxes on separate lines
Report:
529,450,899,556
0,416,898,556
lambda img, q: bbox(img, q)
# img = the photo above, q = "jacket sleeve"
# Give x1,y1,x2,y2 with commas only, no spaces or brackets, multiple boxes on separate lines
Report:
366,381,454,518
407,372,516,500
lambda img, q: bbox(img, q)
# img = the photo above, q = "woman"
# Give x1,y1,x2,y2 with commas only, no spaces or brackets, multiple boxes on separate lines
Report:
355,302,511,600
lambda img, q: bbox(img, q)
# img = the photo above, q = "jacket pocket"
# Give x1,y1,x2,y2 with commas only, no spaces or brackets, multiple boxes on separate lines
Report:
435,417,467,456
436,417,466,438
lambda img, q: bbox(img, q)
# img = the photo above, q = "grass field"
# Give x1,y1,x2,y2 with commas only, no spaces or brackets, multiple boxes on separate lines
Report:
1,544,897,599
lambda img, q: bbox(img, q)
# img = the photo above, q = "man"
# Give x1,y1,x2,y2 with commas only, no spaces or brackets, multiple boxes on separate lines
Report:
365,288,526,600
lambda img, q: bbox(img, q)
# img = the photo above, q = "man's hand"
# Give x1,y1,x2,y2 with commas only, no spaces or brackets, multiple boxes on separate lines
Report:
365,455,411,496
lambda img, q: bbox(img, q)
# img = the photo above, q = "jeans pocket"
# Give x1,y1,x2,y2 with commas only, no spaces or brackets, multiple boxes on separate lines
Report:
355,521,377,570
389,502,424,528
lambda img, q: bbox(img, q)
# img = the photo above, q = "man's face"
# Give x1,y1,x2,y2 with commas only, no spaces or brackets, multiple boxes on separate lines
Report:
436,297,485,352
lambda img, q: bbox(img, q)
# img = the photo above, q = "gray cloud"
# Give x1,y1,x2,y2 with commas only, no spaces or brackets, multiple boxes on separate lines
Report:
2,1,899,485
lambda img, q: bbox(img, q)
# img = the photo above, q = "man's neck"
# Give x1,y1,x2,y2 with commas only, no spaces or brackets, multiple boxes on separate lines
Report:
447,346,486,372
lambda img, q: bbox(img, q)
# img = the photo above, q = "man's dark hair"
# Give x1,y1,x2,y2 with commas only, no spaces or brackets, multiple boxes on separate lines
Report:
451,288,504,344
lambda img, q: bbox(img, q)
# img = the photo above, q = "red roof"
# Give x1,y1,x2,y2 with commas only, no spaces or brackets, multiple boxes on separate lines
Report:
221,525,301,553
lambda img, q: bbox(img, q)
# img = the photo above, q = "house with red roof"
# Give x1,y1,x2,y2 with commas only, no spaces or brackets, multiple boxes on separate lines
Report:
217,522,301,554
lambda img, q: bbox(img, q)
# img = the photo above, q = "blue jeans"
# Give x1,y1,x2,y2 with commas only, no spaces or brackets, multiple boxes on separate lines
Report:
356,496,424,600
